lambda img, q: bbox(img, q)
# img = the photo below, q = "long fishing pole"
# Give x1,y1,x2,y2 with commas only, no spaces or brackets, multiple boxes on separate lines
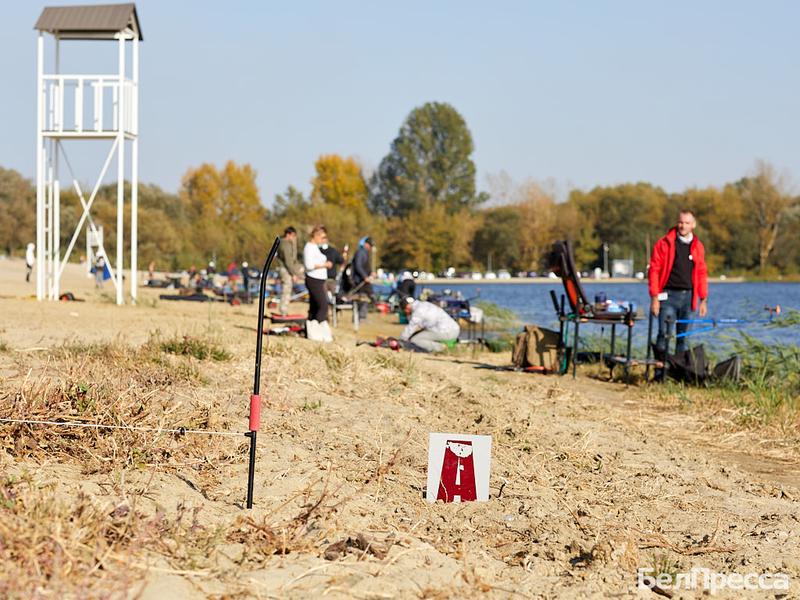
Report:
674,305,781,339
246,236,281,509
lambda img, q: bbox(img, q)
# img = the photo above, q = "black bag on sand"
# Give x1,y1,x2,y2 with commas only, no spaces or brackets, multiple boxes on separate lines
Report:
666,345,709,384
712,355,743,382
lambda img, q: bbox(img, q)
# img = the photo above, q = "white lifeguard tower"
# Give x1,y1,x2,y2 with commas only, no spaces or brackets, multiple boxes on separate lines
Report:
34,3,142,304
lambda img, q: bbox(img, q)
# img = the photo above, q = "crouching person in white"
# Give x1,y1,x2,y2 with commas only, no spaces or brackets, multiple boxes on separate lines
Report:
399,297,460,352
304,225,333,342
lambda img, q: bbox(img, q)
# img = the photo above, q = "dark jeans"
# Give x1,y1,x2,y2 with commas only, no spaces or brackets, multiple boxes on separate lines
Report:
655,289,693,355
353,280,374,319
306,275,329,322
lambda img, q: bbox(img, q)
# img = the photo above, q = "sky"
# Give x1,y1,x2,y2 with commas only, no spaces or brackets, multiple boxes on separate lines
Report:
1,0,798,206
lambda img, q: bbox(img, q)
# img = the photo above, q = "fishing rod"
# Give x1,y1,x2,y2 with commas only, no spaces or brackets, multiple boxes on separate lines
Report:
246,236,281,509
674,305,781,339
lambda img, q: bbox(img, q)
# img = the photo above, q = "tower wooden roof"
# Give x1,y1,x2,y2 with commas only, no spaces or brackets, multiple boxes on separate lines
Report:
35,3,142,41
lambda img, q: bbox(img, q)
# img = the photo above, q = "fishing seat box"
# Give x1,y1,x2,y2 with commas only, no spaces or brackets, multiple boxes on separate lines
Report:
513,325,560,371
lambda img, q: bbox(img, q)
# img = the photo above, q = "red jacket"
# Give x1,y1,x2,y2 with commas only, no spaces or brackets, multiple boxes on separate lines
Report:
648,228,708,311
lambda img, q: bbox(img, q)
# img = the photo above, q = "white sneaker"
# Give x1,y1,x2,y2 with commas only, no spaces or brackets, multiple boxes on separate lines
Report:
306,319,321,341
320,320,333,343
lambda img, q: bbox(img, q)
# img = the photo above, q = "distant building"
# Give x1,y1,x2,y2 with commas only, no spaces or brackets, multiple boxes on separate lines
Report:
611,259,634,278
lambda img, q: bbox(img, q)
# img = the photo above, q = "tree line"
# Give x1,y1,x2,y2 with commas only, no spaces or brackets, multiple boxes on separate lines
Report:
1,101,798,276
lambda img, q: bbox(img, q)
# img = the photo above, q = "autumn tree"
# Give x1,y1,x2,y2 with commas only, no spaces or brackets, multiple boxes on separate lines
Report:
0,167,35,256
269,185,384,263
311,154,368,209
179,161,269,264
734,161,797,274
514,183,558,271
370,102,487,217
670,186,757,273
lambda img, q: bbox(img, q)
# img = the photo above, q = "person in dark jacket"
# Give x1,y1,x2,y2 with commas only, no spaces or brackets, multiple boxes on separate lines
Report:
352,236,375,319
648,210,709,355
321,242,347,295
276,226,303,314
396,271,416,300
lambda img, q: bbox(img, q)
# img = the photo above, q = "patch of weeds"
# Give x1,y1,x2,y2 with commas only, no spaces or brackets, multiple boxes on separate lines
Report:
483,335,513,353
301,398,323,411
368,351,401,370
474,301,520,333
0,340,9,353
645,552,681,588
64,381,95,413
375,352,418,389
661,381,692,406
58,341,116,359
136,296,159,309
0,476,225,597
368,350,417,383
474,300,517,322
658,326,800,429
482,373,509,386
173,360,204,383
158,335,231,361
263,339,294,357
317,346,351,372
398,354,418,387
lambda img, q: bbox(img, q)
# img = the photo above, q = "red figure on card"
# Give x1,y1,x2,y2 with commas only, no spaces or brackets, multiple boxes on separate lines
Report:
437,440,477,502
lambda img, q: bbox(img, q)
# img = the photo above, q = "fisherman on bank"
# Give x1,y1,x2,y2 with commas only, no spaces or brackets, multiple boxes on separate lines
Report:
648,209,709,356
351,236,375,320
277,226,303,315
321,242,347,295
399,297,460,353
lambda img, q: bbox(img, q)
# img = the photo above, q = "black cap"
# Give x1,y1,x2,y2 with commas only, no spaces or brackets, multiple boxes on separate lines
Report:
364,237,374,246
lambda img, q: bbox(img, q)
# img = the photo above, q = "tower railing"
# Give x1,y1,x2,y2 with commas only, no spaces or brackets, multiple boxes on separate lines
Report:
41,75,137,136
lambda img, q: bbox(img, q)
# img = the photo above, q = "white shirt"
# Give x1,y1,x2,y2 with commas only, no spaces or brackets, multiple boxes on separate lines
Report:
400,301,460,341
303,242,328,280
26,244,35,266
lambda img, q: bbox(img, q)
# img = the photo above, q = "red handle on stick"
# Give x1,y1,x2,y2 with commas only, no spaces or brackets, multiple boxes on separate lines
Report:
249,394,261,432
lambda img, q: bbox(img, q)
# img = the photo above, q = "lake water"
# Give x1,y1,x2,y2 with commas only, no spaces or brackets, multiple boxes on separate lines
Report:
423,281,800,351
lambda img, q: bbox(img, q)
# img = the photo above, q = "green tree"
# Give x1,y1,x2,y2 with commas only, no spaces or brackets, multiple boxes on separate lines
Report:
471,206,522,271
568,183,669,273
554,198,599,271
370,102,487,216
382,204,479,272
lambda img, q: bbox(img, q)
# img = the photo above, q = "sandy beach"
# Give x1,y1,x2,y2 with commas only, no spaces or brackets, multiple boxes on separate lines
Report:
1,257,798,598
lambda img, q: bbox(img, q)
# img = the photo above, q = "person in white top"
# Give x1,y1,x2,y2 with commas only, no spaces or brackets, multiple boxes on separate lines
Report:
303,225,333,341
399,297,460,352
25,243,35,283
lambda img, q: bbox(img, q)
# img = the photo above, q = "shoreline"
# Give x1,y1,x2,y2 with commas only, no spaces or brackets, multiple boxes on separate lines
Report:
415,276,749,285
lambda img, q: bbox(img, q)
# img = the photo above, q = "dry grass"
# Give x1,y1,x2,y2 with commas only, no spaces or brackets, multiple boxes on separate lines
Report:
0,337,428,595
1,319,798,597
0,472,229,598
1,339,242,476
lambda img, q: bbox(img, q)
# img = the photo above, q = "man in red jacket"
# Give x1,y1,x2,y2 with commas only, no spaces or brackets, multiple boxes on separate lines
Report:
649,210,708,355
